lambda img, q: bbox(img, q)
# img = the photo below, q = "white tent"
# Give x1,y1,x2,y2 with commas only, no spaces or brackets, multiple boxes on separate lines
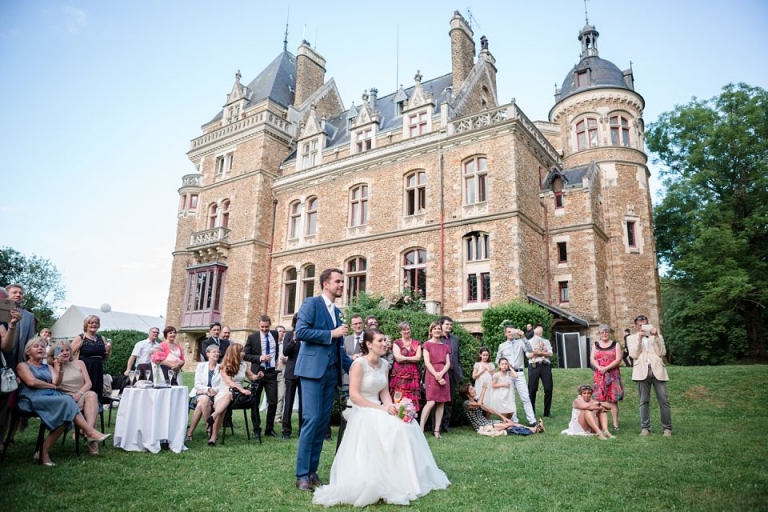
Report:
51,305,165,340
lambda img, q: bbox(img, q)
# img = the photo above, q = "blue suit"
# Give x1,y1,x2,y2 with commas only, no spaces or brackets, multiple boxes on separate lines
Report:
294,295,352,479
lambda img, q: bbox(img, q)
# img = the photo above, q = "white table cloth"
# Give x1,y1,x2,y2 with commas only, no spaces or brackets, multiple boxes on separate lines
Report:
113,386,189,453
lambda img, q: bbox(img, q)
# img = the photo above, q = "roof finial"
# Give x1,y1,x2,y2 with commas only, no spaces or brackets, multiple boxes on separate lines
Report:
283,8,290,51
584,0,590,25
414,70,422,84
235,69,242,82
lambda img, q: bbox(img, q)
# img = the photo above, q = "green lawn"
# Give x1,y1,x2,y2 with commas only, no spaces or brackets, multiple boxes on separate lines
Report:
1,366,767,511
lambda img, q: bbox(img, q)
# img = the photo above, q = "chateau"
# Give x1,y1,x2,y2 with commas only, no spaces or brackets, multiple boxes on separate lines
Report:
166,12,661,368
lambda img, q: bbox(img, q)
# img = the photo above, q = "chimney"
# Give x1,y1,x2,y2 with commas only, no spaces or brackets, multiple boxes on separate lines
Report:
294,40,327,107
449,11,475,92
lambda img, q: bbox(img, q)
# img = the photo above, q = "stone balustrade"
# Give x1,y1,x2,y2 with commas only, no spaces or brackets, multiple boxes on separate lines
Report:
190,111,294,150
181,173,201,187
189,227,231,248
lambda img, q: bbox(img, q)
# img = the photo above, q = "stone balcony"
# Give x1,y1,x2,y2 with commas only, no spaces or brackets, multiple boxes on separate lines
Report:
181,173,202,187
189,111,295,151
189,227,231,262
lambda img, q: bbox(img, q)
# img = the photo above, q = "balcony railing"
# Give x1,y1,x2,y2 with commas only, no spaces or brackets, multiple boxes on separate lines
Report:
190,111,295,150
189,227,231,248
181,173,202,187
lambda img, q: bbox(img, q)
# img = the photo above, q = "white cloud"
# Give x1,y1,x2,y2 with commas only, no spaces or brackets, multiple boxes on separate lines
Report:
62,5,87,34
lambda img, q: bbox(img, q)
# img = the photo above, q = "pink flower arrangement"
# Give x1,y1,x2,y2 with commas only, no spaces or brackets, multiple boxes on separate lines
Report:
150,348,166,364
395,397,417,423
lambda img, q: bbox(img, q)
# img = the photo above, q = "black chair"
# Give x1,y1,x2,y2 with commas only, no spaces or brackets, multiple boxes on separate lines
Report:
105,376,131,427
1,407,80,464
221,384,258,445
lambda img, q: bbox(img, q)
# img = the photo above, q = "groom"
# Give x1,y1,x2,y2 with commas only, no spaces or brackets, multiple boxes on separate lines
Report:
294,268,352,492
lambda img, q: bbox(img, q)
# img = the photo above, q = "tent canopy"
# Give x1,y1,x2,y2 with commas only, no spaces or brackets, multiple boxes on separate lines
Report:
51,305,165,340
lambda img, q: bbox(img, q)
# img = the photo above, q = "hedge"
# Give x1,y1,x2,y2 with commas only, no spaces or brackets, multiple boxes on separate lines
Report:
100,329,148,375
480,300,553,358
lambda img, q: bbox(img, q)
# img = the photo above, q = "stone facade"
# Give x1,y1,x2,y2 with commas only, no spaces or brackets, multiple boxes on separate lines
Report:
166,14,661,366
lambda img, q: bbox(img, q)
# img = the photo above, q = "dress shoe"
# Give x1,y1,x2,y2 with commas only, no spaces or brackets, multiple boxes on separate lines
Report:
296,477,314,492
309,473,324,488
324,432,332,441
663,429,672,437
253,430,262,441
264,430,278,438
86,433,111,443
282,433,291,440
640,428,650,436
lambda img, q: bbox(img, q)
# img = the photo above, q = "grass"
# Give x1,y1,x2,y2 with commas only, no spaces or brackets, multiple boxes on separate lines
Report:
1,366,767,511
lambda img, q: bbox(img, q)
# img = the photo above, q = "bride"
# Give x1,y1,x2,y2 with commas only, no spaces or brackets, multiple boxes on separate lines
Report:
313,329,450,507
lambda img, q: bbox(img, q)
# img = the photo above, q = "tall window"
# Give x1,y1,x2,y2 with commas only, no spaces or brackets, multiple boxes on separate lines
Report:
302,265,315,301
301,140,319,168
184,265,226,315
289,201,303,239
557,242,568,263
576,118,598,150
216,153,234,174
346,257,367,302
402,249,427,296
464,156,488,205
349,185,369,226
404,171,426,216
610,116,631,146
306,197,318,235
189,194,199,211
207,203,218,229
465,232,490,261
355,129,372,153
467,272,491,302
627,221,637,248
220,200,230,229
283,267,298,315
408,112,428,137
559,281,570,303
553,177,564,209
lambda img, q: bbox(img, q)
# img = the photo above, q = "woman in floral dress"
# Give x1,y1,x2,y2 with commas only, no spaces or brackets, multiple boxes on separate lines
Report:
389,321,422,410
590,324,624,430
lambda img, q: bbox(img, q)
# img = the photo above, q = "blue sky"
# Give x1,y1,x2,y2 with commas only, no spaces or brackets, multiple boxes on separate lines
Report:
1,0,766,318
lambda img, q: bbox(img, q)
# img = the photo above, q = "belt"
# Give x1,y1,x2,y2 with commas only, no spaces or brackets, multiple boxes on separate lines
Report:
530,362,550,368
513,368,524,372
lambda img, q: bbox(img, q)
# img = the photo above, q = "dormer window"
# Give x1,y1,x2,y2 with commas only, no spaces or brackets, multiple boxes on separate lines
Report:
408,112,428,137
355,129,373,153
553,176,564,209
576,70,589,87
301,140,319,169
226,105,240,124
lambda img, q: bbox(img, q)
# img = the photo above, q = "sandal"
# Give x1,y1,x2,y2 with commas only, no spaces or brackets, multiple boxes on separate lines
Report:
186,434,194,442
433,431,442,439
206,416,215,437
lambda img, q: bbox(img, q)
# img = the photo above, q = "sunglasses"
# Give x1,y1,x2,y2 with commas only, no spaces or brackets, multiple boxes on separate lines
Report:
634,315,648,323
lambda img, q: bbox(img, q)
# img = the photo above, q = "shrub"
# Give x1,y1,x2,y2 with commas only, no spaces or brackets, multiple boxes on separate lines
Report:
480,300,553,357
100,329,147,375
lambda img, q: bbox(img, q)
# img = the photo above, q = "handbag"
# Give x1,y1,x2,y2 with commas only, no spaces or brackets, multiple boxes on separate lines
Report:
1,352,19,394
230,382,258,408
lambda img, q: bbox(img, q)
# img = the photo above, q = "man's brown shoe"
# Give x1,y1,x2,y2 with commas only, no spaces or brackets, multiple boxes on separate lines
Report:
309,473,324,488
296,477,314,492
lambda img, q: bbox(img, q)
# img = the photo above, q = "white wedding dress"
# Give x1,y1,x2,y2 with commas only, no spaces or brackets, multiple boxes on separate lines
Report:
313,358,450,507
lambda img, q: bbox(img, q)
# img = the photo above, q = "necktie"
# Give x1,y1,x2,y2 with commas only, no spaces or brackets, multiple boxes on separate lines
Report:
265,334,271,369
354,336,360,353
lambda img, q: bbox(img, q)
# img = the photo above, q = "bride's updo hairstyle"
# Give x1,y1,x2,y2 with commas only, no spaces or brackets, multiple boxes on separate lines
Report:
359,328,383,356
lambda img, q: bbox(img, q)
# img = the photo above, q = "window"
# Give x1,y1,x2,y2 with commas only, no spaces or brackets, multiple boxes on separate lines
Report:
576,70,588,87
301,140,319,169
207,203,218,229
179,195,187,213
355,129,372,153
559,281,570,303
220,200,230,229
189,194,199,211
627,221,637,248
216,153,234,175
557,242,568,263
404,171,426,216
481,272,491,301
408,112,428,137
349,185,369,226
466,272,491,302
283,267,298,315
465,232,490,261
464,156,488,205
576,118,598,150
302,265,315,301
553,177,564,209
402,249,427,296
306,197,318,235
289,201,303,239
346,257,367,302
610,116,631,147
226,105,240,124
184,265,226,316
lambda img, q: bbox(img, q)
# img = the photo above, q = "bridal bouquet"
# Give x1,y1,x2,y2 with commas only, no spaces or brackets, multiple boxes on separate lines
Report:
395,397,417,423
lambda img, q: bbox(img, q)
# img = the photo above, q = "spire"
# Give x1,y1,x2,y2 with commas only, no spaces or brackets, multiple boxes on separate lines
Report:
578,23,599,59
283,8,290,51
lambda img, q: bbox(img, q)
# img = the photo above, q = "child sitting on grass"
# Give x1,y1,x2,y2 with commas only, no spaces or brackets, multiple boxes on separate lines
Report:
561,384,615,440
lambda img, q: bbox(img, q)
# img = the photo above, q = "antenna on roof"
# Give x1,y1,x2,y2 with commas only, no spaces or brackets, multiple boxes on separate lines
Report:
302,24,306,41
467,8,481,31
584,0,590,24
283,8,290,51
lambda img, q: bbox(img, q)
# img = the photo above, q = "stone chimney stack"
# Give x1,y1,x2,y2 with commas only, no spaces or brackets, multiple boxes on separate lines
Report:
450,11,475,92
294,40,327,107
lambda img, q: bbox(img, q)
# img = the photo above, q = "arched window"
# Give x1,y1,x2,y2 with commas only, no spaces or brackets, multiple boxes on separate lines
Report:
207,203,218,229
345,257,367,302
402,248,427,296
289,201,303,239
349,185,369,226
463,156,488,205
302,264,315,301
220,200,230,228
610,115,631,146
306,197,318,235
576,117,598,150
404,171,426,216
283,267,298,315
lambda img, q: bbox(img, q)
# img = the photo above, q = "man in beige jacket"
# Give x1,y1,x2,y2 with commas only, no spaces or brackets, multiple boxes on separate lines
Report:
627,315,673,436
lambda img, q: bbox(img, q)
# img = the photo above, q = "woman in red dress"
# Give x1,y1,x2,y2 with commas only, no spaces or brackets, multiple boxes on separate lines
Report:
419,321,451,438
590,324,624,430
389,321,422,410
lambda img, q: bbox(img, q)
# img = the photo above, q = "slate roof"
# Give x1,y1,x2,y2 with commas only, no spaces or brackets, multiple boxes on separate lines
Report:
542,164,592,190
558,55,629,101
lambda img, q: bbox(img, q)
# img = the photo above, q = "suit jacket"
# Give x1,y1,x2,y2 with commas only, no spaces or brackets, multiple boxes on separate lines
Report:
282,331,299,380
443,333,463,382
627,332,669,381
294,295,352,383
244,329,279,374
200,337,230,363
341,332,363,386
3,308,36,368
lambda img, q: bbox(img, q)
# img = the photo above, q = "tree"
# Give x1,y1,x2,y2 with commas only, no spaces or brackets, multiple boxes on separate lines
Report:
647,83,768,360
0,246,66,329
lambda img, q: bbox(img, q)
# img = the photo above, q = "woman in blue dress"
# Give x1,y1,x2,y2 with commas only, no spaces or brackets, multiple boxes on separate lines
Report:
16,337,110,465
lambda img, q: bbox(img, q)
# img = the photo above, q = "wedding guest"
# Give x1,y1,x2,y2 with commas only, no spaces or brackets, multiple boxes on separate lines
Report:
472,347,495,399
364,316,379,330
312,329,449,507
275,325,287,426
439,316,462,433
48,341,101,454
419,322,451,438
187,344,220,442
494,325,537,426
282,314,301,440
489,358,516,420
460,383,542,435
201,322,228,363
621,328,633,367
39,328,53,358
590,324,624,430
561,384,614,439
389,322,421,410
16,337,109,465
71,315,111,399
160,326,185,385
525,325,553,417
207,344,262,445
124,327,160,379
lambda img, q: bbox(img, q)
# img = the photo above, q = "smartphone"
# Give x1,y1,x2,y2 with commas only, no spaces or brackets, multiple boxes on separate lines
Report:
54,346,62,358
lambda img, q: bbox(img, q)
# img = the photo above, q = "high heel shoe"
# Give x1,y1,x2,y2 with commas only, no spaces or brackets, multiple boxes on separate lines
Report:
86,433,111,443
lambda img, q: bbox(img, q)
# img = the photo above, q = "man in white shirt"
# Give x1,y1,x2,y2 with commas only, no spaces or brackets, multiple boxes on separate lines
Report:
244,315,280,439
525,325,553,417
275,325,287,425
495,325,537,426
124,327,161,379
